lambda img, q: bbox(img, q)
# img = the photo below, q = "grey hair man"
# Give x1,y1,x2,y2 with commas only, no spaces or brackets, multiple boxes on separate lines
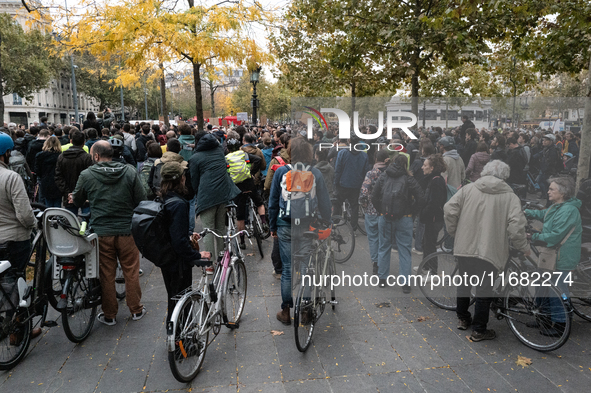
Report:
444,160,530,342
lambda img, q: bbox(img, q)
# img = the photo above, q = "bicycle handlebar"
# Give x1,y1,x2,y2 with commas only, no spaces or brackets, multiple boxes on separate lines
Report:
199,228,251,240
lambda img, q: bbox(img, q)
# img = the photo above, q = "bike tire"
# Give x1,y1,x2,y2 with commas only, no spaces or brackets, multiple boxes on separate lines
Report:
332,221,355,264
417,252,475,310
504,283,571,352
0,309,32,370
45,255,62,311
168,294,209,382
570,263,591,322
61,272,97,343
572,297,591,322
294,280,315,352
252,217,264,259
222,259,247,324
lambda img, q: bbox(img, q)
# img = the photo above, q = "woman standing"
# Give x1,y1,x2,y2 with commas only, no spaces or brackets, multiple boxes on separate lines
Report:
159,161,211,322
34,136,62,207
419,154,447,272
524,176,582,337
465,142,490,182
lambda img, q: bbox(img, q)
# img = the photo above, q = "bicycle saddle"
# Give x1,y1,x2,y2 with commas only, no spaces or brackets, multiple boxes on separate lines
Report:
189,258,213,267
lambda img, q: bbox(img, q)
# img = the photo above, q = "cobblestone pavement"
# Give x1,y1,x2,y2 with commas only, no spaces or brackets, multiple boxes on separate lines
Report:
1,229,590,393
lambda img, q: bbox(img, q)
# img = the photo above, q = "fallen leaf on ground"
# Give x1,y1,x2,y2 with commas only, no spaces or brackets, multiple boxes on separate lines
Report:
270,330,284,336
246,253,255,256
516,356,532,368
466,335,473,342
417,316,428,322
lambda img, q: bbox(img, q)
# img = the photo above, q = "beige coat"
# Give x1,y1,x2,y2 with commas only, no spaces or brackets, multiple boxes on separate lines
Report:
444,175,528,271
442,150,466,189
0,161,36,242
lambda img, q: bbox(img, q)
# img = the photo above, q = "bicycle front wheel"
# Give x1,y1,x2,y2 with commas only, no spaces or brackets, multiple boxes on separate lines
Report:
61,272,97,343
168,294,209,382
294,280,315,352
417,252,475,310
0,308,32,370
222,259,247,324
332,221,355,264
252,215,264,259
504,284,571,352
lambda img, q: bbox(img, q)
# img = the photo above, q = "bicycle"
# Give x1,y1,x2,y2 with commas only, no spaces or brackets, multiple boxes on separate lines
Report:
293,223,338,352
0,207,63,370
568,247,591,322
245,195,267,259
166,228,248,382
330,200,355,264
43,208,101,344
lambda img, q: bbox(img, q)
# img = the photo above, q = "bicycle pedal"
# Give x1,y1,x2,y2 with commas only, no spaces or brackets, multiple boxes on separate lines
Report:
225,322,240,329
42,320,58,328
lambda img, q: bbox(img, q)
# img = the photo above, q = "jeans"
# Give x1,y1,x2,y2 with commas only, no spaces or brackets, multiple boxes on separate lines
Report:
536,270,570,324
271,237,282,274
277,225,312,309
98,235,143,319
364,214,380,264
456,257,496,333
199,203,227,256
335,186,361,230
189,196,196,234
65,205,91,216
414,217,425,252
377,215,413,281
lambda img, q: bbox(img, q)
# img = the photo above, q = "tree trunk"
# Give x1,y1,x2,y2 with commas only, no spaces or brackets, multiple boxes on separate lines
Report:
193,61,204,131
576,48,591,191
160,63,169,126
351,80,356,134
411,72,419,122
1,33,5,124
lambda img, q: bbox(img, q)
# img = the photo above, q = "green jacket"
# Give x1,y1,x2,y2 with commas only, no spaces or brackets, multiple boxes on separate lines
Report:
525,197,582,270
73,161,146,236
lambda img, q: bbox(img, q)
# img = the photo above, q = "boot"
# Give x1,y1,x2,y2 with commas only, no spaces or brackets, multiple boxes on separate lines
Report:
276,307,291,325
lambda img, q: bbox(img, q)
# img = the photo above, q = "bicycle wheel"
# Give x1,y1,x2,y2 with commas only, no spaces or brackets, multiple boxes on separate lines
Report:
570,262,591,322
45,255,62,311
61,271,97,343
222,259,247,324
252,215,264,259
115,262,126,300
417,252,475,310
332,221,355,264
293,279,316,352
168,294,209,382
504,283,571,352
0,308,32,370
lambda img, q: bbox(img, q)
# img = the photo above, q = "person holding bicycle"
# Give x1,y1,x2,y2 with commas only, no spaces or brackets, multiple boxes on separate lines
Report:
524,176,582,337
444,160,530,342
0,132,42,342
158,161,212,322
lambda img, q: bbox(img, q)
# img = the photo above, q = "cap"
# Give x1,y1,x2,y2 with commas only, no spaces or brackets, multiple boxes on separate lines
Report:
161,151,188,170
160,161,184,181
438,136,455,149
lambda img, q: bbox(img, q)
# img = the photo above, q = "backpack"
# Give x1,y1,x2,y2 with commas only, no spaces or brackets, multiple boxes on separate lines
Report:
270,156,286,172
150,162,164,196
139,158,156,200
131,197,181,267
226,151,252,184
8,151,33,197
279,162,318,225
380,175,407,220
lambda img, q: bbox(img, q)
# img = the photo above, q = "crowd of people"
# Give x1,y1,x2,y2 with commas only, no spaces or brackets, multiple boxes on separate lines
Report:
0,109,588,344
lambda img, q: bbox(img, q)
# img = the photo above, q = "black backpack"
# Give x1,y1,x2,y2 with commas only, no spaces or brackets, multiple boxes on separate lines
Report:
381,175,408,220
131,197,181,267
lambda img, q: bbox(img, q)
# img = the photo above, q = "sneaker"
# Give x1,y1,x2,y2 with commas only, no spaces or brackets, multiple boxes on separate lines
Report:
372,263,378,276
470,329,496,342
132,307,147,321
412,248,423,255
457,318,472,330
402,285,411,294
379,279,386,288
97,312,117,326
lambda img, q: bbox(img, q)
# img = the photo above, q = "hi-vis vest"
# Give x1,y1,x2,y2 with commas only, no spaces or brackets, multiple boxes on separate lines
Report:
226,150,252,183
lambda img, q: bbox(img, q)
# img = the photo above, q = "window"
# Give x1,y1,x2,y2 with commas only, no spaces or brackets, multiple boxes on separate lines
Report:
442,110,458,120
461,110,474,119
476,111,483,120
13,93,22,105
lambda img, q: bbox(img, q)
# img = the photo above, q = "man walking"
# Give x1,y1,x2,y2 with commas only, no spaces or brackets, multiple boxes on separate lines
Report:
70,141,147,326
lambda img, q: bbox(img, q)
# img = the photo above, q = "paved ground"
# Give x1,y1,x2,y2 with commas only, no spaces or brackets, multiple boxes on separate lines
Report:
1,226,591,393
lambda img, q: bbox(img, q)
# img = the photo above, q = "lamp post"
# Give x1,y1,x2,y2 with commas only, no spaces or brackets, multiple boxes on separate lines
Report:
250,66,261,125
510,56,517,129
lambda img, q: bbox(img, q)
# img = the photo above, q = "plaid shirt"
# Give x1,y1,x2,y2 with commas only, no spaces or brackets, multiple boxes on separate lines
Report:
359,163,387,216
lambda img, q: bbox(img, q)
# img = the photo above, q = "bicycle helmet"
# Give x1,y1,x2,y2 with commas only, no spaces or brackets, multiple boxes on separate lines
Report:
376,136,388,144
226,138,241,152
0,132,14,155
108,137,124,148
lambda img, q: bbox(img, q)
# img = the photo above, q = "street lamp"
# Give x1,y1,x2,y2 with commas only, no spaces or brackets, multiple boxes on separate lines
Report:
250,66,261,125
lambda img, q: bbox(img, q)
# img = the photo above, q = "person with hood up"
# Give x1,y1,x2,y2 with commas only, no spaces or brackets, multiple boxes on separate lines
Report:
465,142,490,182
334,135,371,231
371,155,424,293
444,160,530,342
524,176,581,337
70,140,147,326
359,150,389,275
55,130,93,215
438,136,465,189
188,131,241,256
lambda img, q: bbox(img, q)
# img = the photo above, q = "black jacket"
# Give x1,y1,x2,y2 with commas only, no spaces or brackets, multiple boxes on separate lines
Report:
371,162,424,218
26,138,45,170
506,146,527,185
54,146,93,207
82,119,101,131
34,151,62,199
490,147,507,163
535,144,562,176
419,173,446,224
461,139,478,167
135,134,151,163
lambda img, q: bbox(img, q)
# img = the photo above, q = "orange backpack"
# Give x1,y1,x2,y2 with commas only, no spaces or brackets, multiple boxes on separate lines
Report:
279,162,318,225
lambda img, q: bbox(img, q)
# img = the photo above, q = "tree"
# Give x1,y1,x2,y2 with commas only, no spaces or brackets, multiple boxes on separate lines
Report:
229,74,291,121
0,13,57,121
61,0,270,131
